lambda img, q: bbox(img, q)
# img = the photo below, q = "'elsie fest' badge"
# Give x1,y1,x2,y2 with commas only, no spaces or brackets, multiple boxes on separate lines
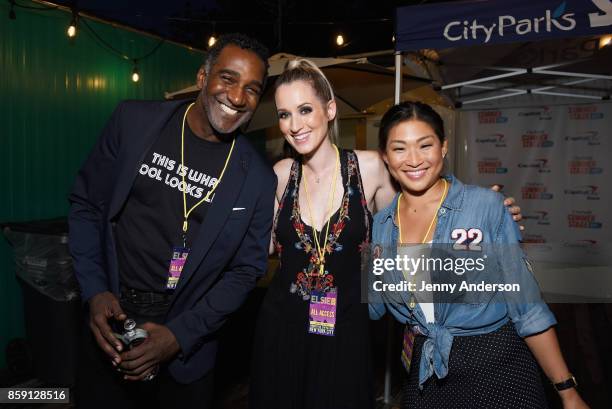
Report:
167,246,189,290
308,289,337,336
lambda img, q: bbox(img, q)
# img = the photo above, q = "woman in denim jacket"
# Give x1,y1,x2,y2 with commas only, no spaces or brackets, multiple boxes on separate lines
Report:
369,102,588,409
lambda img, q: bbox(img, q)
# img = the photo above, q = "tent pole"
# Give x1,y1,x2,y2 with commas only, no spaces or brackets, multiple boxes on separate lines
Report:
463,84,524,92
460,90,528,105
534,78,598,92
532,70,612,80
383,315,395,405
532,59,590,70
395,52,402,104
381,52,402,407
442,70,527,90
531,90,605,100
339,49,395,59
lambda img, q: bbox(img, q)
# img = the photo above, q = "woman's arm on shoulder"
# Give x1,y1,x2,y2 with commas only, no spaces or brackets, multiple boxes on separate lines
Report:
491,184,524,229
354,150,397,213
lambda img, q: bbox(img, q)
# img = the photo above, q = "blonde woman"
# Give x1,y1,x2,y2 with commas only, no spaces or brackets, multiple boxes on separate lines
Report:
250,60,521,409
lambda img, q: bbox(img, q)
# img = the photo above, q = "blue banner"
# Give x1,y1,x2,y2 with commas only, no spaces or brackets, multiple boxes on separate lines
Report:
396,0,612,51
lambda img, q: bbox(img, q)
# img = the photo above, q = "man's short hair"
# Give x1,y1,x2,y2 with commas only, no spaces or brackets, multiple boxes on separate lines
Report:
203,33,270,79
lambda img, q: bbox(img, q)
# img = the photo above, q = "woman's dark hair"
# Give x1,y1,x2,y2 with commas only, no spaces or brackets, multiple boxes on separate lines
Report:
204,33,270,79
378,101,445,150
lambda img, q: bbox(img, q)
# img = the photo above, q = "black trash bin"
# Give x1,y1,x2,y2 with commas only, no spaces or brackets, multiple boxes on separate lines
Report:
2,218,80,386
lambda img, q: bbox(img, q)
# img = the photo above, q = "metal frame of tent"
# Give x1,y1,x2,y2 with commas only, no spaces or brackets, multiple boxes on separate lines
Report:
393,0,612,108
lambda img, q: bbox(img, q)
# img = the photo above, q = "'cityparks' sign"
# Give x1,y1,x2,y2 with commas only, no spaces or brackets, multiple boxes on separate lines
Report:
396,0,612,51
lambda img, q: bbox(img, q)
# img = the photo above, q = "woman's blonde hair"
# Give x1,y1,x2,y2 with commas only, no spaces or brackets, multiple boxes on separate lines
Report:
274,58,339,144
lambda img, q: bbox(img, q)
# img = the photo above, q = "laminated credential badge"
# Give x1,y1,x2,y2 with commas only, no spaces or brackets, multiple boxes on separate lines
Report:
308,289,337,336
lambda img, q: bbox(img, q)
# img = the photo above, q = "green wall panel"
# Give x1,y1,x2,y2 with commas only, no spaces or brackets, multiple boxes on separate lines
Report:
0,2,203,369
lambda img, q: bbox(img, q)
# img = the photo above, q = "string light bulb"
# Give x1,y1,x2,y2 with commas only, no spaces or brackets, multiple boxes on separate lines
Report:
600,35,612,49
67,10,78,38
335,34,345,47
131,63,140,83
67,19,77,38
208,35,217,48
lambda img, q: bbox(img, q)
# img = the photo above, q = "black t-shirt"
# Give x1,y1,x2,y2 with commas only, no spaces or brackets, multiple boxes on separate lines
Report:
115,105,232,293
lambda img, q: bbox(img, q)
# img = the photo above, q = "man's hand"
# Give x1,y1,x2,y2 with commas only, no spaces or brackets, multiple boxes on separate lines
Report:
491,184,524,230
118,322,181,381
88,291,127,362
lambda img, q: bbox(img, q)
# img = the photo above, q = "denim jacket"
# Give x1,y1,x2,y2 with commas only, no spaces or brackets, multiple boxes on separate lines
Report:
369,175,556,387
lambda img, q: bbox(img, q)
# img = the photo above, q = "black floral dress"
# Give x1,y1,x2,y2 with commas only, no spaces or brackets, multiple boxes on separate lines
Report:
250,149,374,409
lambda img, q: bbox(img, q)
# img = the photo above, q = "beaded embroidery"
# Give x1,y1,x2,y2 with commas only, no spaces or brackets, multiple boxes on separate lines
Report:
273,150,371,300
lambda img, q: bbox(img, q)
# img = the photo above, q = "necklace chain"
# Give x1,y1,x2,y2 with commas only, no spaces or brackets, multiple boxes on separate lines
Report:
302,145,340,275
397,178,448,244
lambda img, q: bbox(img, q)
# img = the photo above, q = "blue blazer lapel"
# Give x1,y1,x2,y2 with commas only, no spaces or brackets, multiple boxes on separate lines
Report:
173,138,248,294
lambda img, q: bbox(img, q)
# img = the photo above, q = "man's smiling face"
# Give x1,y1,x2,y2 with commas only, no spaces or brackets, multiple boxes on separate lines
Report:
198,44,266,135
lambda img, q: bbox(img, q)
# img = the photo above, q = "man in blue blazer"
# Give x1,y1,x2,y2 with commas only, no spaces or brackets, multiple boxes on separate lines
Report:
69,34,276,408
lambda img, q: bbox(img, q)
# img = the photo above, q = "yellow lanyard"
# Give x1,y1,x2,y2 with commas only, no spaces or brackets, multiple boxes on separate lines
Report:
180,103,235,237
302,145,340,276
397,178,448,244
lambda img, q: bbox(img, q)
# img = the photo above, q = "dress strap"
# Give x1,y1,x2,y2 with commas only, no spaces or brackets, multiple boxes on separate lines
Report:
346,150,372,242
338,148,349,188
272,159,300,248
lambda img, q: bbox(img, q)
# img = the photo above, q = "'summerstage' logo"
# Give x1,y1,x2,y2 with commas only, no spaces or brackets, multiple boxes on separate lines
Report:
518,106,553,121
562,239,601,256
568,157,603,174
477,158,508,174
521,132,554,148
565,131,600,146
522,234,547,243
567,211,603,229
568,105,604,120
523,211,551,225
476,133,507,147
478,111,508,124
518,158,551,173
564,185,600,200
521,183,553,200
443,3,577,44
562,239,598,249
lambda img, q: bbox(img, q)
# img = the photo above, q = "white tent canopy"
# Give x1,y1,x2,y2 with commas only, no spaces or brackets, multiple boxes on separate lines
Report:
166,52,430,131
393,0,612,106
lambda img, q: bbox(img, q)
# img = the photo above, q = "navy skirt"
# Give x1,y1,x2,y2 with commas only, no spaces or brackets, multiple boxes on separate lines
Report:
402,322,548,409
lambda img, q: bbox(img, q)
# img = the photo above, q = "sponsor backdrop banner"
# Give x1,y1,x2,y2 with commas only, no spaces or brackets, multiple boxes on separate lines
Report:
462,103,611,265
396,0,612,51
